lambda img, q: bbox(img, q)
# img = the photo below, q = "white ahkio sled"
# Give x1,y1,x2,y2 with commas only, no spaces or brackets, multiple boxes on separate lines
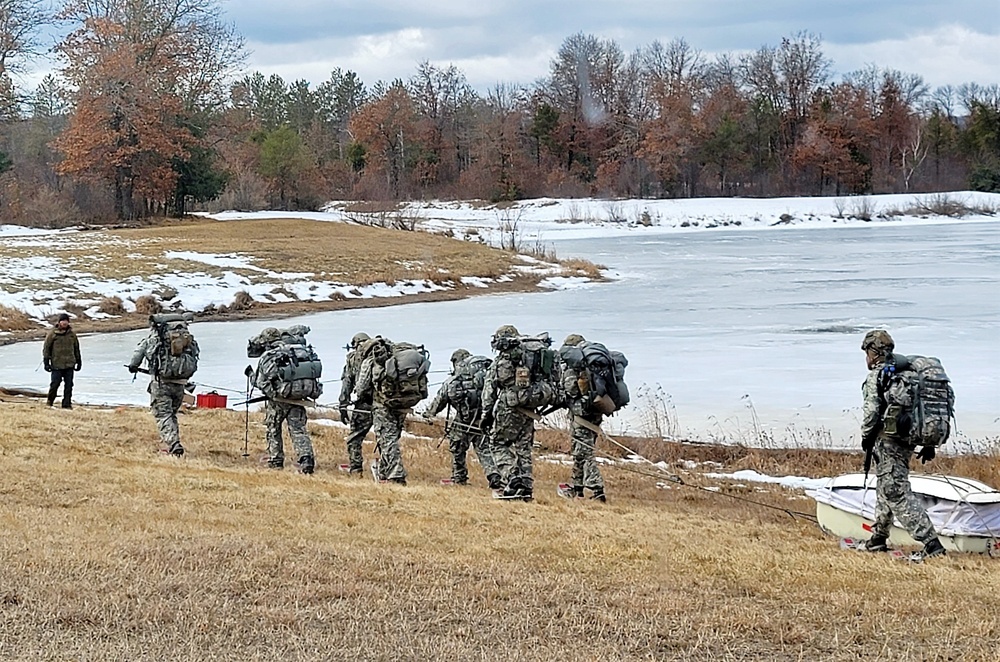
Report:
807,473,1000,555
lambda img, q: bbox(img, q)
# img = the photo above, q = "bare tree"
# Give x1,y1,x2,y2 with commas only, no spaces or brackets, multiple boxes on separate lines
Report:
0,0,50,76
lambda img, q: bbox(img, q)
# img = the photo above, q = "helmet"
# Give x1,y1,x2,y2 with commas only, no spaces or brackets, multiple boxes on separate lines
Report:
450,348,471,365
351,332,371,348
491,324,520,351
563,333,585,347
861,329,894,353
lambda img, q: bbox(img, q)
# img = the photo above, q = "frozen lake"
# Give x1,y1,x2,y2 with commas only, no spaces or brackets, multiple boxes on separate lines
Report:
2,219,997,450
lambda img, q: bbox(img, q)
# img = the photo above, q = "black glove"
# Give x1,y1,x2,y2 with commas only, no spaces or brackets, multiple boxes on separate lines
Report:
74,362,81,372
128,365,139,374
43,358,52,372
916,446,936,464
861,434,875,454
480,409,494,432
339,407,350,424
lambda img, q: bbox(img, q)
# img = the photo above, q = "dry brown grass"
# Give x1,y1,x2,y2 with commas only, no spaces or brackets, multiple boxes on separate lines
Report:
110,218,519,286
1,401,998,660
0,304,34,331
97,296,126,316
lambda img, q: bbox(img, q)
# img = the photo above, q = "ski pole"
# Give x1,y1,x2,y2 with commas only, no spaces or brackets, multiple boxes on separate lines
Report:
243,365,253,458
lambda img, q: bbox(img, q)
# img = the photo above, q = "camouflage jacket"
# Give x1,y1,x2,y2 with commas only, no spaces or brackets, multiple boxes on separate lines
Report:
560,363,591,417
43,327,81,369
339,348,369,406
481,352,515,415
426,374,479,424
861,359,886,446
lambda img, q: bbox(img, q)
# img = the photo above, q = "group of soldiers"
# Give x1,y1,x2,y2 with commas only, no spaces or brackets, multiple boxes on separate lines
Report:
42,314,953,557
337,325,608,501
116,319,611,502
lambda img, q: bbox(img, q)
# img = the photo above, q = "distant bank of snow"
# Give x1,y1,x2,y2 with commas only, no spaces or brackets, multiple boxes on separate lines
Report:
200,191,1000,245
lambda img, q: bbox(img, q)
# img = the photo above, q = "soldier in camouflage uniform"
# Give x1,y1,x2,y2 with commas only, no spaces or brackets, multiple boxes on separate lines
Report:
339,332,373,474
250,326,316,474
127,321,198,456
558,334,606,502
858,329,945,559
354,338,408,485
423,349,502,488
481,325,537,499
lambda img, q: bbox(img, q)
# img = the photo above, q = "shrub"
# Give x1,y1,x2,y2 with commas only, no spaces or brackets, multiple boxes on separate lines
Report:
134,295,162,315
229,290,255,311
0,303,35,331
97,296,126,316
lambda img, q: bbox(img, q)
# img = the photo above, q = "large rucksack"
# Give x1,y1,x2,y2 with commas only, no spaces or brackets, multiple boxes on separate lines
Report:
559,341,630,415
253,329,324,401
148,313,199,380
881,354,955,447
501,333,560,410
447,355,492,412
374,342,431,409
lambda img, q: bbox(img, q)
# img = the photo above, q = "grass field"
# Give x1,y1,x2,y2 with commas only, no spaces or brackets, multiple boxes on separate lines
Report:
1,400,998,661
1,217,600,338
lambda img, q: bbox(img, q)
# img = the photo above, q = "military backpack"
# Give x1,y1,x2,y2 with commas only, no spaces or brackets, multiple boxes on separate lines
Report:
559,341,630,415
149,313,199,381
446,355,492,412
496,333,561,410
255,341,324,401
881,353,955,447
374,342,431,409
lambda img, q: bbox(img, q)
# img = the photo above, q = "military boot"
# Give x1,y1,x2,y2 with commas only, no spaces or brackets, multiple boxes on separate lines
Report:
913,538,946,561
857,535,889,552
297,455,315,475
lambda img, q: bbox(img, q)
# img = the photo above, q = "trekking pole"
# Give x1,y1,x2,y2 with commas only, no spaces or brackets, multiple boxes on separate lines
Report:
242,365,253,458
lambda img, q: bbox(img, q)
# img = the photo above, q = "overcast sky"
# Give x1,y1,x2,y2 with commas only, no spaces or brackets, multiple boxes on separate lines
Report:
19,1,1000,96
219,0,1000,92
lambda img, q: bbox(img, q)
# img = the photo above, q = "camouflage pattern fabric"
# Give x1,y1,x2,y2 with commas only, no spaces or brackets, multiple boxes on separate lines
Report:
425,374,500,483
871,437,937,543
340,347,373,471
264,400,313,467
860,365,886,446
43,327,81,370
488,405,534,490
562,362,605,492
149,380,186,452
569,416,604,491
344,407,373,471
861,355,938,544
373,403,407,482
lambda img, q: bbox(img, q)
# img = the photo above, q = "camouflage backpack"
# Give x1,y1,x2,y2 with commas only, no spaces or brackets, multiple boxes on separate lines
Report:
446,355,492,413
374,342,431,409
497,333,561,410
559,341,630,415
149,313,199,380
881,354,955,447
250,326,323,401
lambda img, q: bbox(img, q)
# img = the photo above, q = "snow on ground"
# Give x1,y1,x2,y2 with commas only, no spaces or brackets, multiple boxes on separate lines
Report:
704,469,830,491
0,239,545,324
196,191,1000,247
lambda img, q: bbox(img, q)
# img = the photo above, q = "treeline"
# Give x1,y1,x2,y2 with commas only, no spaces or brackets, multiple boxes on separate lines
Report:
1,1,1000,224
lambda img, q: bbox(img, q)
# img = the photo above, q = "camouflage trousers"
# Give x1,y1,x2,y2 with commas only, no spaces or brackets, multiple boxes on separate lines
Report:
490,406,535,490
264,400,314,467
872,437,937,543
373,404,407,482
345,402,373,472
570,414,605,492
445,415,500,483
149,380,185,452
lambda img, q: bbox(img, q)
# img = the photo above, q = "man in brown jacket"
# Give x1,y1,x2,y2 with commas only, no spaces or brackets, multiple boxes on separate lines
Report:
42,313,82,409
